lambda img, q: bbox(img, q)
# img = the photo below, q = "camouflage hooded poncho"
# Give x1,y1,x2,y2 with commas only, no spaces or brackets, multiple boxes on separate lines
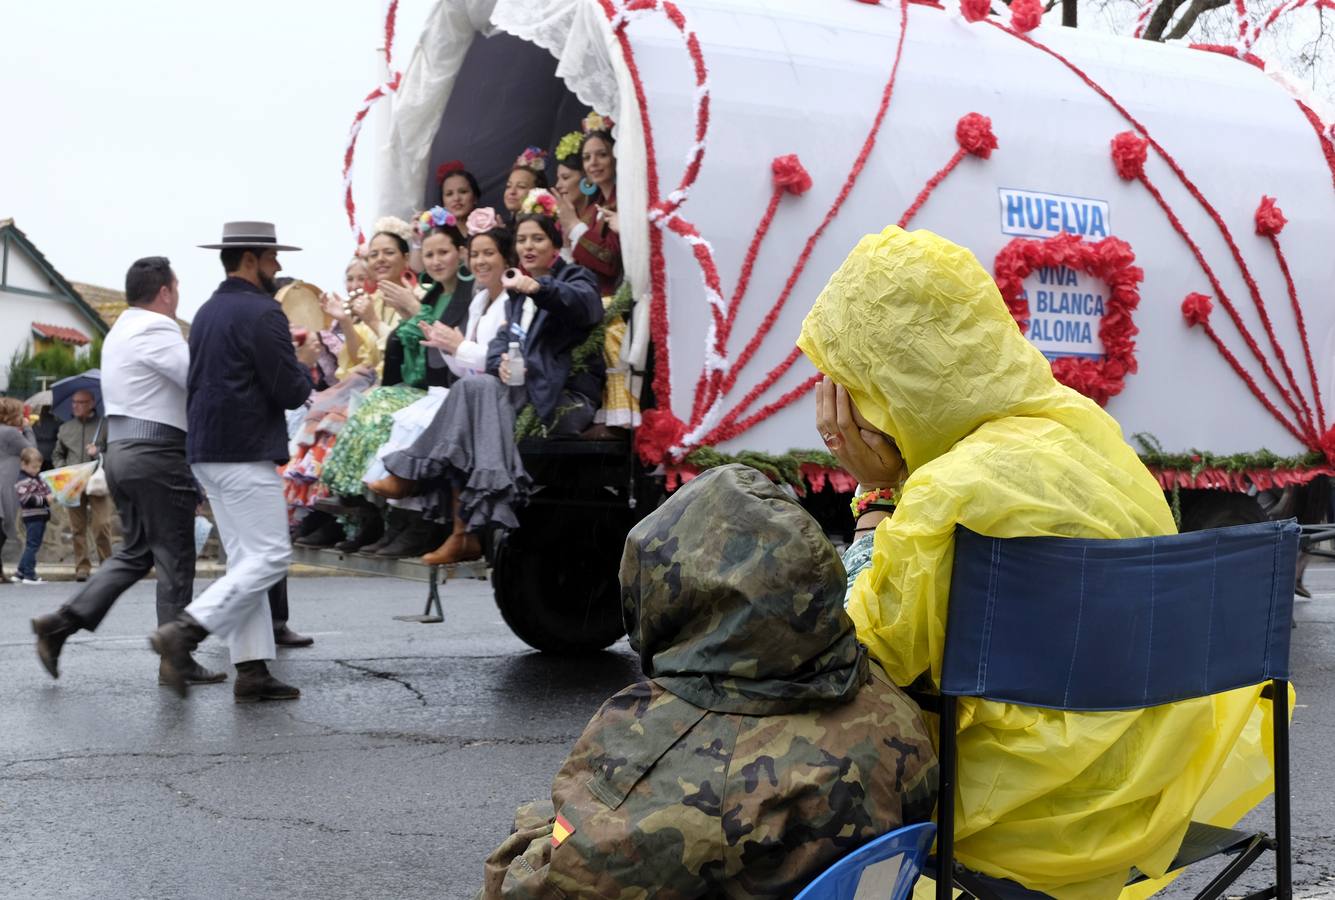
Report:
480,464,937,899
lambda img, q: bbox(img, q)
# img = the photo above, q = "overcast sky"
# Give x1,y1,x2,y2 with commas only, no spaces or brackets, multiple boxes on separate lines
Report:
1,1,431,321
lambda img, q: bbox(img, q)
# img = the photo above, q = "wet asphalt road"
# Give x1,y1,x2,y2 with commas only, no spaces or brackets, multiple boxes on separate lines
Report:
0,568,1332,899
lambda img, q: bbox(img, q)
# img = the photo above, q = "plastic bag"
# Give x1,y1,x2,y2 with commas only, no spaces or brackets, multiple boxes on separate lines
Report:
194,516,214,557
40,461,98,508
86,465,109,497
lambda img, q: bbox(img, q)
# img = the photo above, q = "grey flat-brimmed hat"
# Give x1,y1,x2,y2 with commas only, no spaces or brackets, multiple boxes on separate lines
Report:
198,221,301,251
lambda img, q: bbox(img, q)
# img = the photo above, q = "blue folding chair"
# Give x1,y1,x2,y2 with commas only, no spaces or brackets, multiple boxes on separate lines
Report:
795,822,937,900
925,520,1299,900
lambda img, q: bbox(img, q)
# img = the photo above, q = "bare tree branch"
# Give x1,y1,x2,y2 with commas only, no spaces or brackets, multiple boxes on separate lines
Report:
1143,0,1189,41
1165,0,1232,40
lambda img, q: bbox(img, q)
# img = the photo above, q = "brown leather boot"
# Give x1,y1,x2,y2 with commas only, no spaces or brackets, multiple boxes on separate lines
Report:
233,661,300,703
367,473,419,500
32,610,81,679
422,532,483,566
148,615,210,698
159,656,228,685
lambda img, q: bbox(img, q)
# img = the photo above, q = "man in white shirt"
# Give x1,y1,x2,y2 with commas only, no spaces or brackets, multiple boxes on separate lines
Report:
31,257,225,687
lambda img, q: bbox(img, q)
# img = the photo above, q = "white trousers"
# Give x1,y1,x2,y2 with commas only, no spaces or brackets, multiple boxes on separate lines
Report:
186,462,290,664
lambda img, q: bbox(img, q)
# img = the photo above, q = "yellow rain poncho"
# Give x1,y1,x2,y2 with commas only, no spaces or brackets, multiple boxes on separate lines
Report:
798,226,1278,900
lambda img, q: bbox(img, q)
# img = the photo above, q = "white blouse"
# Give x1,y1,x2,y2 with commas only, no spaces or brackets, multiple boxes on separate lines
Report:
443,288,510,378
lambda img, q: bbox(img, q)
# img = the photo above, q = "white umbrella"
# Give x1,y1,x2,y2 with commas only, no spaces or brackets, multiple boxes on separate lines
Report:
25,389,53,409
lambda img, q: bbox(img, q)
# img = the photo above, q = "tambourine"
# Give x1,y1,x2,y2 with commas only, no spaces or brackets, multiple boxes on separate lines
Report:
275,281,331,333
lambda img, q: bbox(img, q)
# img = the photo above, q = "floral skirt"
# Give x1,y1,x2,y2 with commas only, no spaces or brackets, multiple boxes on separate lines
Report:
320,384,426,497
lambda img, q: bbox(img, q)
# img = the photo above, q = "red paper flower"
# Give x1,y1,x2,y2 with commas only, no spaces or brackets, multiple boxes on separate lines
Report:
960,0,991,21
993,234,1144,406
634,408,688,467
1010,0,1043,32
955,113,998,159
435,160,465,185
1255,196,1288,237
771,155,813,195
1110,132,1149,181
1181,292,1213,327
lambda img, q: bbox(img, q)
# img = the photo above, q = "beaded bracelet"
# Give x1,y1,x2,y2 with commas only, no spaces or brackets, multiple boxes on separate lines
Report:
850,486,899,519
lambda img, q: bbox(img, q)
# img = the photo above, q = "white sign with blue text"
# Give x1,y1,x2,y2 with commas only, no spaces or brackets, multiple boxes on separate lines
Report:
1000,188,1110,239
1022,265,1106,359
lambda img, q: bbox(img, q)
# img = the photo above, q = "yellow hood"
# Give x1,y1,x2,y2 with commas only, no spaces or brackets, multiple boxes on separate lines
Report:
799,225,1100,474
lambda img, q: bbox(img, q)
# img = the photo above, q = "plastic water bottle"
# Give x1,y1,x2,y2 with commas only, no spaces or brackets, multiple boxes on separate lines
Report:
507,342,526,386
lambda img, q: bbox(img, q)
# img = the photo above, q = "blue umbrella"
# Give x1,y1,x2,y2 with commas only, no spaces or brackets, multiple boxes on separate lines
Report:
51,370,103,422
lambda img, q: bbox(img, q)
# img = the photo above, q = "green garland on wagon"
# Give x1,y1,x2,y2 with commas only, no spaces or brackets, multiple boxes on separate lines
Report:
677,447,846,492
1132,433,1327,473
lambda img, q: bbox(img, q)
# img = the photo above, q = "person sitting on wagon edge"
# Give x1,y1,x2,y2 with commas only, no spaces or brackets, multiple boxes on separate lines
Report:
478,464,938,899
369,191,606,565
800,224,1283,899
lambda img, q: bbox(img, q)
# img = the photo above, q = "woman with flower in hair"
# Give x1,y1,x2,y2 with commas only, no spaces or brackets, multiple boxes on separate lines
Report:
437,161,481,230
369,189,604,565
557,113,638,429
503,147,549,225
313,210,473,557
419,207,515,382
565,113,623,296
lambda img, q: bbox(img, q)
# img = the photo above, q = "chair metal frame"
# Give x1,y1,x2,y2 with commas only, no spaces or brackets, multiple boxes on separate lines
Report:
925,521,1298,900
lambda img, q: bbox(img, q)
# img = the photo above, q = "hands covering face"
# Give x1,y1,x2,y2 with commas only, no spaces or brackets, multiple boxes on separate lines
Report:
814,377,904,491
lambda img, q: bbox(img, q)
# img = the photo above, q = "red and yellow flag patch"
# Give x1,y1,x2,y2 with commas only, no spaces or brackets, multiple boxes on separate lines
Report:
551,813,575,847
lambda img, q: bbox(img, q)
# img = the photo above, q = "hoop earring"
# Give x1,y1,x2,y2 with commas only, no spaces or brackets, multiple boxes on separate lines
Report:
579,178,598,197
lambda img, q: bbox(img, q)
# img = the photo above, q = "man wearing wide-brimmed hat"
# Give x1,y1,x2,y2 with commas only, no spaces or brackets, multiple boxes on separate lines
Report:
149,222,319,703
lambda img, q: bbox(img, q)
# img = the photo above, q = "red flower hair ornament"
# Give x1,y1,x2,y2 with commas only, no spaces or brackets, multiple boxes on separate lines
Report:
436,160,466,185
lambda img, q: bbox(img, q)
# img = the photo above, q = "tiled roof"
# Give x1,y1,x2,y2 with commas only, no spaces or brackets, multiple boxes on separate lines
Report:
70,281,191,337
32,322,91,345
70,281,128,328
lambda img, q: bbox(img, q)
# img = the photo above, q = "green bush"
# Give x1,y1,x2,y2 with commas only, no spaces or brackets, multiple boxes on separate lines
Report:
5,338,102,398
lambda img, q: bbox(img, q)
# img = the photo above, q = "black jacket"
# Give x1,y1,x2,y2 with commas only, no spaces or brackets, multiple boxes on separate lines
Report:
486,259,605,425
187,277,313,464
383,279,471,389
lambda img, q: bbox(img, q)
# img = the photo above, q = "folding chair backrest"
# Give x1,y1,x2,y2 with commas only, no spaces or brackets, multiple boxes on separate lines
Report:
940,520,1299,710
794,822,937,900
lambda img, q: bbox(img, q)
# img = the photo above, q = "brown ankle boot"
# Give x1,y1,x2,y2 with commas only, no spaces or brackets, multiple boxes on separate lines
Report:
422,532,483,566
367,473,418,500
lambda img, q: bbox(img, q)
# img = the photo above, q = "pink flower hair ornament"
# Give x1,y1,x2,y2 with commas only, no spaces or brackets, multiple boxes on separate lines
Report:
466,207,501,234
513,146,549,173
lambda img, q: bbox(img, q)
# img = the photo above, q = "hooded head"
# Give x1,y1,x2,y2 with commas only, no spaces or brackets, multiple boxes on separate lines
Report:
798,225,1083,474
619,464,867,715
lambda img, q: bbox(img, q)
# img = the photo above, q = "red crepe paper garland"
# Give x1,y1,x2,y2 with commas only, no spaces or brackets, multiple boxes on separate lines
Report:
342,1,403,245
993,233,1143,406
1255,195,1326,434
899,112,998,227
961,0,991,21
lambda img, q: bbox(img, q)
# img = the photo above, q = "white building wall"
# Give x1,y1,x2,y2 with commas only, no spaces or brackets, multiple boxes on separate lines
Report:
0,248,103,391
